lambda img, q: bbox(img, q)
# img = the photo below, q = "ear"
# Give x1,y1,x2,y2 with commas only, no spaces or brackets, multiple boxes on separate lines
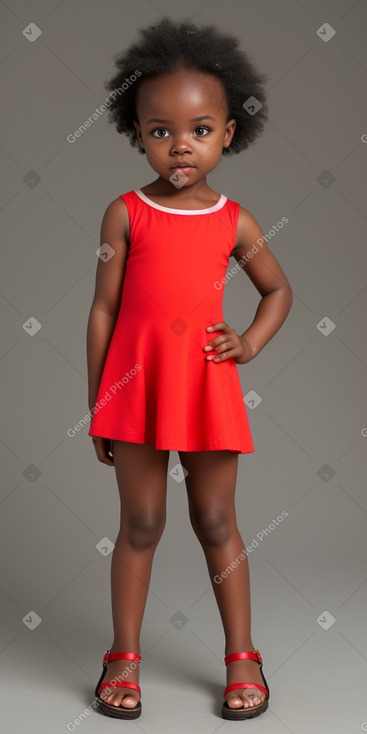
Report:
133,119,145,151
223,118,236,148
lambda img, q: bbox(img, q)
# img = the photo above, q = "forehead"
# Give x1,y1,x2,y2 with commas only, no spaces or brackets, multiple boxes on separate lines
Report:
136,69,228,118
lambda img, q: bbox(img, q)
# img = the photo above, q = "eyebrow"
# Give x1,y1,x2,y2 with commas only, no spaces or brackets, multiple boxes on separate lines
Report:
147,115,216,123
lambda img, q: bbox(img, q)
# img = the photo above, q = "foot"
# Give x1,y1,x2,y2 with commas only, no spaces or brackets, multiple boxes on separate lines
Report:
225,649,267,711
98,650,140,709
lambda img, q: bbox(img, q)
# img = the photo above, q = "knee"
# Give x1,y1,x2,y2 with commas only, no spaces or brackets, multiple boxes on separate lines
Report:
124,510,166,550
189,508,232,547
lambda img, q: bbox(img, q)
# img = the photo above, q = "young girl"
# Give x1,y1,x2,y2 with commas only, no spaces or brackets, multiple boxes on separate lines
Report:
87,17,292,721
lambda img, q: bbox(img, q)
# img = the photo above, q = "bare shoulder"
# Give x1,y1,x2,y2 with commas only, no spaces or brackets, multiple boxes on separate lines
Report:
232,205,266,256
91,197,130,316
101,196,130,245
231,205,292,296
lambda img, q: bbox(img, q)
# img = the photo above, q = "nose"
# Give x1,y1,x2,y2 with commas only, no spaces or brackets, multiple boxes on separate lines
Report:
170,134,192,155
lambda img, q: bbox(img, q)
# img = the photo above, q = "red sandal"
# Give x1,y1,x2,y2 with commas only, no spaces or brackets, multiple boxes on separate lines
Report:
222,649,269,720
94,650,142,719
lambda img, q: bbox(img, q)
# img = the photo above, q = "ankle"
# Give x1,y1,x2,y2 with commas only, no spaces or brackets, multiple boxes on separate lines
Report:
225,642,256,656
110,643,141,654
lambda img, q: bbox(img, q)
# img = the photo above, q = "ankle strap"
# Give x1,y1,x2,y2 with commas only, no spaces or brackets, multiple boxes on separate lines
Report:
224,649,262,665
103,650,141,665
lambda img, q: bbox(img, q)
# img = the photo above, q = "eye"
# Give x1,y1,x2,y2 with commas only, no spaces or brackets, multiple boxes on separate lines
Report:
194,126,210,136
152,128,169,138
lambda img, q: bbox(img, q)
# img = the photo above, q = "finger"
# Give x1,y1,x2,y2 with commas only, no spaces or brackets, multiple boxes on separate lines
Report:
102,439,114,465
206,336,233,352
204,335,231,352
205,346,228,359
206,322,227,332
98,449,114,466
92,438,114,466
104,438,114,460
204,341,218,352
211,347,238,361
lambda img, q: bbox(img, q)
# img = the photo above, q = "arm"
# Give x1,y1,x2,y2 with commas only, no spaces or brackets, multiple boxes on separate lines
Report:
204,206,293,364
233,206,293,360
87,197,130,412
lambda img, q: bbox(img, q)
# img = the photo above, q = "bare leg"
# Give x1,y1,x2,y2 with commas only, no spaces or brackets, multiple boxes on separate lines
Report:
99,440,169,708
178,449,267,711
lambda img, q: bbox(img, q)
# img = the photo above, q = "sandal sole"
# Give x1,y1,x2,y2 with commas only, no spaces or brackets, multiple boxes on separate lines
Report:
222,697,268,720
96,695,142,719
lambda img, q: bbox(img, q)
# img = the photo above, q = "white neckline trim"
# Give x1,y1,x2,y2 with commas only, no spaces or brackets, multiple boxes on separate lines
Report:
134,189,227,214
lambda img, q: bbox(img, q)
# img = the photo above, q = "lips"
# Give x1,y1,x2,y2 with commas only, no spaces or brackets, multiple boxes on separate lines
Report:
170,164,195,169
170,165,196,176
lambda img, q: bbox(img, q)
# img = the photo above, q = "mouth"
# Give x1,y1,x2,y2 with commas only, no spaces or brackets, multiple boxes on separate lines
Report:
170,164,196,169
170,165,196,175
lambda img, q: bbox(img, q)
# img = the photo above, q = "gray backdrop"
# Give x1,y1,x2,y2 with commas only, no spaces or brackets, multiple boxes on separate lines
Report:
1,0,366,731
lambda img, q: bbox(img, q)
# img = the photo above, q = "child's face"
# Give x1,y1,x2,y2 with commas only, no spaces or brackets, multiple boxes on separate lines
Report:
133,68,236,187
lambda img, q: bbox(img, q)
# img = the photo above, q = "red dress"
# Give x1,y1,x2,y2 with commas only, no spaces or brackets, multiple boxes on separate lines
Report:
88,189,255,454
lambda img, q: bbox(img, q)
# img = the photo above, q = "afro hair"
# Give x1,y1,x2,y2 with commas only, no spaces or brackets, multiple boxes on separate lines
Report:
104,16,269,156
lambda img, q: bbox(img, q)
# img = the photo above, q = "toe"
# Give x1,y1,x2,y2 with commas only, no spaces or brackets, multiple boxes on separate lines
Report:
101,690,119,706
226,688,266,710
111,695,124,707
120,694,139,708
100,690,115,704
100,689,112,701
226,693,249,709
243,689,264,707
100,689,139,708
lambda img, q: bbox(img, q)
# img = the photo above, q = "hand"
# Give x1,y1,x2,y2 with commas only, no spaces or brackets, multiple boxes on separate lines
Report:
203,322,254,365
91,436,114,466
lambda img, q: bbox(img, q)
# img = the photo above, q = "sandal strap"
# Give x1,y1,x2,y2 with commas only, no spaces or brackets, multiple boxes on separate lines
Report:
224,649,262,665
98,680,141,694
223,682,269,698
103,650,141,665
